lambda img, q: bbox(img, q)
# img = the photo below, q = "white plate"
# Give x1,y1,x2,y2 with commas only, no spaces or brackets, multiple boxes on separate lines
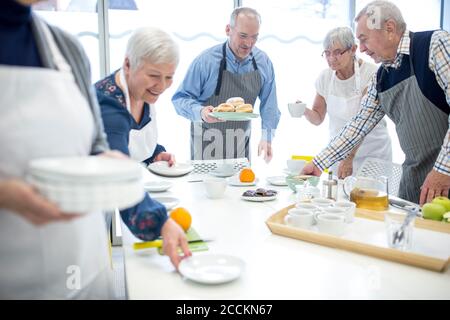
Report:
283,168,300,176
241,195,277,202
152,196,180,211
179,254,245,285
29,156,142,183
143,180,173,192
266,176,288,186
148,162,193,177
227,176,259,186
209,170,237,178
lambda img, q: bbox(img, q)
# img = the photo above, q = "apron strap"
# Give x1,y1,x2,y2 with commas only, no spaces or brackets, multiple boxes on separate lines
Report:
214,42,259,96
408,32,415,76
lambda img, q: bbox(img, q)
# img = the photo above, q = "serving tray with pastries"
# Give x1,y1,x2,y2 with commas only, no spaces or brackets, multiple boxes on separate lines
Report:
210,97,259,121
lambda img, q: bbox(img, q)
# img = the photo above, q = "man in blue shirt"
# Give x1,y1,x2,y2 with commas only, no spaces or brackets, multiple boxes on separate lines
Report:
172,7,280,162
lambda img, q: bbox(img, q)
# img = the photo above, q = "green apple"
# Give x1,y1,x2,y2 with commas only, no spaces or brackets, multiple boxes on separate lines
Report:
431,196,450,212
422,203,446,221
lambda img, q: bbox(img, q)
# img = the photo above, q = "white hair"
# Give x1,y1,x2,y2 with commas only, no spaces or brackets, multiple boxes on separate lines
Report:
355,1,406,34
230,7,261,28
323,27,355,50
125,27,179,70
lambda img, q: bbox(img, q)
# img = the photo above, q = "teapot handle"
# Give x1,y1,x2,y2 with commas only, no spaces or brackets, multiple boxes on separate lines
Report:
342,176,357,198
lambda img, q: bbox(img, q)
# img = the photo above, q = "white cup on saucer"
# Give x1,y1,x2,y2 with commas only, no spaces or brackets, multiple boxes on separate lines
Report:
334,201,356,223
284,208,315,229
203,177,227,199
216,163,234,175
311,197,334,208
316,213,346,236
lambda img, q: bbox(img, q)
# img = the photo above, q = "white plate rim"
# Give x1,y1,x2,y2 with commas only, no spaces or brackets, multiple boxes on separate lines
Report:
266,176,288,186
143,180,173,192
148,162,193,177
208,170,237,178
226,177,259,186
178,254,245,285
241,195,277,202
152,196,180,210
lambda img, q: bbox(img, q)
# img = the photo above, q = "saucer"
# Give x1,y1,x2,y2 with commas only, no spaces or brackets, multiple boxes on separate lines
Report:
152,196,180,211
266,176,288,186
227,176,259,186
241,195,277,202
178,254,245,285
209,169,236,178
143,180,173,192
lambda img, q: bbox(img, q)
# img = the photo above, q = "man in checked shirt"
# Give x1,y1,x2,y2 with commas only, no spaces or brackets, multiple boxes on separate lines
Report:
302,0,450,205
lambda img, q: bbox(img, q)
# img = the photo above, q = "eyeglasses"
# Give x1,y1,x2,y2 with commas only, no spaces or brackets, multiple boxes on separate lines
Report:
321,48,351,58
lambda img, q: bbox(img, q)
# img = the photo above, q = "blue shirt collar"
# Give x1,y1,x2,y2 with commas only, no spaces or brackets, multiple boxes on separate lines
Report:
225,41,254,66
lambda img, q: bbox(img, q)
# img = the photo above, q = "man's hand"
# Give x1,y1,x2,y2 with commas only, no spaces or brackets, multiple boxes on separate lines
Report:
419,169,450,205
160,218,192,270
258,141,273,163
201,106,225,123
154,152,176,167
338,158,353,179
0,179,80,225
301,162,322,177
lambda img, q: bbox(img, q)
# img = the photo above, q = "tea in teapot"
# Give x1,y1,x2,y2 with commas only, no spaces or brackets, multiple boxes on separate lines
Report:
344,176,389,211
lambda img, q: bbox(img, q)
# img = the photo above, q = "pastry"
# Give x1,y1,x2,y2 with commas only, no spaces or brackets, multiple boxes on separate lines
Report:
235,104,253,113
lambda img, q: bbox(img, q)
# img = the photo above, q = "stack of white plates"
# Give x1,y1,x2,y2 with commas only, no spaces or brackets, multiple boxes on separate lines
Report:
27,156,144,213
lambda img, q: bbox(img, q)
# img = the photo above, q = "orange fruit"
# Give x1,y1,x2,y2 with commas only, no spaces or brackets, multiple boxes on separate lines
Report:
239,168,255,183
170,207,192,232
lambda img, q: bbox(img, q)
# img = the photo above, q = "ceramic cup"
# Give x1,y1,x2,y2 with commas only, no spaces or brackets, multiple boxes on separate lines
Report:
215,163,234,175
311,197,335,208
334,201,356,223
203,177,227,199
316,213,346,236
286,159,306,174
284,208,315,229
288,102,306,118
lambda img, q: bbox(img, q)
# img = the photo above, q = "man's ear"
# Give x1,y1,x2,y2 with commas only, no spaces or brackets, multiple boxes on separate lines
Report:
225,24,231,36
385,19,397,38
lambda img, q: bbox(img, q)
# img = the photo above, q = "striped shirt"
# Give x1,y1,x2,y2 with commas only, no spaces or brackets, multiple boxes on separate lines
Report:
314,30,450,175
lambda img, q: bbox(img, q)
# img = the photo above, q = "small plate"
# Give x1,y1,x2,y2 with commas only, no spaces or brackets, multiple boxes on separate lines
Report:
266,176,288,186
148,162,193,177
227,176,259,186
152,196,180,211
241,195,277,202
209,169,237,178
210,112,259,121
178,254,245,285
143,180,173,192
283,168,300,176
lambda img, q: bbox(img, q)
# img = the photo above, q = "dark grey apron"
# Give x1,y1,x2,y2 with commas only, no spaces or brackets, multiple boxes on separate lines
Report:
190,43,262,160
377,34,448,203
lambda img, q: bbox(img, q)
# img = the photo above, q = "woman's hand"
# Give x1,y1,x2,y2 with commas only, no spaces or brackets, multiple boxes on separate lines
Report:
0,179,79,225
160,218,192,270
154,152,176,167
338,158,353,179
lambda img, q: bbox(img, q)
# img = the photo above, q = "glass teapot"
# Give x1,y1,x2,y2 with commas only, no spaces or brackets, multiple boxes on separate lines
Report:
343,176,389,211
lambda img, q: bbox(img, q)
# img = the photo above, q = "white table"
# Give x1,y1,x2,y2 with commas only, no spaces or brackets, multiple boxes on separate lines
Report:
121,169,450,299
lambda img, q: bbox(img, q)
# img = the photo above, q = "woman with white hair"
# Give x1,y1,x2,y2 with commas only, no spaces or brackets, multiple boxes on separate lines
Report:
301,26,392,178
96,27,191,271
96,27,178,165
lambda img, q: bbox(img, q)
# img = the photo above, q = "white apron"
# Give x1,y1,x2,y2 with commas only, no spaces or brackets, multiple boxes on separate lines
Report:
119,69,158,162
0,21,113,299
327,60,392,174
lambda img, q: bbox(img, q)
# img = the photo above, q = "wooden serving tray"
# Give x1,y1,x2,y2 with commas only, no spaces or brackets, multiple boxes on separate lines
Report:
266,204,450,272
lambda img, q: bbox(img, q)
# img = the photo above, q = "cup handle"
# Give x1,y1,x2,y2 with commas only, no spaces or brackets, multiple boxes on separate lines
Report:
342,176,356,198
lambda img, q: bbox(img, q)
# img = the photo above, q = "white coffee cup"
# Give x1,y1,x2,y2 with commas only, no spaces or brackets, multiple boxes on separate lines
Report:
316,213,346,236
295,203,319,211
216,162,234,175
286,159,306,174
203,177,227,199
334,201,356,223
288,102,306,118
284,208,315,229
311,197,335,208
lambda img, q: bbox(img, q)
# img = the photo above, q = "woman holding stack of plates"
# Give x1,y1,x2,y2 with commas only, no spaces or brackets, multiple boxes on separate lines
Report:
0,0,190,299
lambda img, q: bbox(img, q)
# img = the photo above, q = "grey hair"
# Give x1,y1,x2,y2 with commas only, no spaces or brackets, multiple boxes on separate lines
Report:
230,7,261,28
355,1,406,34
125,27,179,70
323,27,355,50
